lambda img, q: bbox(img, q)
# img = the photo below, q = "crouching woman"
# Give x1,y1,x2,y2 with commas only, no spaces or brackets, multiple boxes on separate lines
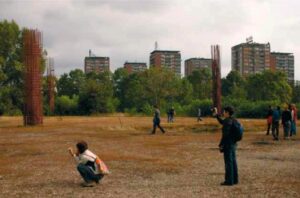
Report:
68,141,110,187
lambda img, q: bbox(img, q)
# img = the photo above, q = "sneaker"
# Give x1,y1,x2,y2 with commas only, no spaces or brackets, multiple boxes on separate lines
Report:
81,182,95,187
220,182,233,186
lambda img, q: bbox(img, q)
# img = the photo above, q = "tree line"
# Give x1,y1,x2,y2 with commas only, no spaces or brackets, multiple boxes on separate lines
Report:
1,20,300,118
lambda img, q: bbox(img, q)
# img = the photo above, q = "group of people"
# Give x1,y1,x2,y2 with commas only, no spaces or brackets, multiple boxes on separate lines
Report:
266,104,298,140
68,105,241,187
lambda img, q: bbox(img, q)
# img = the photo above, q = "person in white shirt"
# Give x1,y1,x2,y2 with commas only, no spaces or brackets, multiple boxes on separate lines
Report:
68,141,109,187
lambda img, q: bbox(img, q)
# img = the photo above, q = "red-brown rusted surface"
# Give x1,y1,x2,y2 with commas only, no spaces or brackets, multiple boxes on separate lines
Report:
23,29,43,125
211,45,222,114
47,58,55,114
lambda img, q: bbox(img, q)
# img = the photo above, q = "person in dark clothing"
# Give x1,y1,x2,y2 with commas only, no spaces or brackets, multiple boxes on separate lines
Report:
151,106,165,134
266,106,273,135
282,105,292,140
197,107,202,122
214,106,238,186
272,106,281,141
169,107,175,123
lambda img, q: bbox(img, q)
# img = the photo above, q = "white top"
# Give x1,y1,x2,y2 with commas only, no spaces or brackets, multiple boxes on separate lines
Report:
291,110,295,121
74,149,100,174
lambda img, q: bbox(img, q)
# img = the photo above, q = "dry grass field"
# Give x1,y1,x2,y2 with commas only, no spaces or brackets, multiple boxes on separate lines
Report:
0,116,299,197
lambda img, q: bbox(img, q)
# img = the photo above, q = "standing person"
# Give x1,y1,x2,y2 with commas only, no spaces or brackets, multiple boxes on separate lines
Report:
214,106,239,186
282,105,292,140
197,107,202,122
169,107,175,123
266,106,273,135
167,108,171,123
68,141,110,187
151,105,166,134
290,104,297,137
272,106,281,141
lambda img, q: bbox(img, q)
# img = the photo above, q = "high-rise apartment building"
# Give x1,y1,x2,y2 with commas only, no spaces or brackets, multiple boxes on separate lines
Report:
231,41,271,76
84,50,110,74
270,52,294,82
184,58,212,76
150,50,181,75
124,62,147,74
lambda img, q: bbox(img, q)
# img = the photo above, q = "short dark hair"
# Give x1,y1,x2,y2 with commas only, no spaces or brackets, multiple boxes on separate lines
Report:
224,106,234,116
76,141,88,154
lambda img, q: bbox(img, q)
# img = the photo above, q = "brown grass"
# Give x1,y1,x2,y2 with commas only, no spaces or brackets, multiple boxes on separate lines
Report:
0,116,299,197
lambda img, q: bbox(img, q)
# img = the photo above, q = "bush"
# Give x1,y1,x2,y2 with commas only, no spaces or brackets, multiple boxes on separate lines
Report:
183,99,213,117
223,98,280,118
55,95,79,115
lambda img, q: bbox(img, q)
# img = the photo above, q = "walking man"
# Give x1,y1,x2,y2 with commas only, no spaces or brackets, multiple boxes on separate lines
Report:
151,105,165,134
214,106,239,186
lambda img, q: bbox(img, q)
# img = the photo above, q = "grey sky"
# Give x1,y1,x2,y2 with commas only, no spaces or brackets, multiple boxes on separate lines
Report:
0,0,299,79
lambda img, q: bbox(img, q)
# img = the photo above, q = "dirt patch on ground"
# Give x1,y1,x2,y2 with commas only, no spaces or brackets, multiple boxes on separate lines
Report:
0,116,299,197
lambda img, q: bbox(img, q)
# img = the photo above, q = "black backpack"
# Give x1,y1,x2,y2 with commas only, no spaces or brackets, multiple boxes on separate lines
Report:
231,119,244,142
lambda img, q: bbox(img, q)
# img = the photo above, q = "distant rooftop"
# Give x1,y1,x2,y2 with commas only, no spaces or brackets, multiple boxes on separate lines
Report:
271,52,293,55
85,56,109,60
185,57,211,61
150,50,180,54
232,42,270,48
124,62,147,65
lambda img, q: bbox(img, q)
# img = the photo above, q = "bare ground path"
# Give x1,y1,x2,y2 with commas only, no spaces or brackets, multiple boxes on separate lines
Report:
0,116,299,197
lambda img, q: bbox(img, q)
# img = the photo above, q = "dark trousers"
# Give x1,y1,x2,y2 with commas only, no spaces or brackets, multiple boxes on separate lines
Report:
77,164,104,183
267,123,271,134
272,121,279,139
152,121,165,134
223,145,238,185
197,116,202,122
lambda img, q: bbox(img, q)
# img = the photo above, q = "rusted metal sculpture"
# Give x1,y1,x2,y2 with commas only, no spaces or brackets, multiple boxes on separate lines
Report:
211,45,222,114
47,58,55,114
23,29,43,125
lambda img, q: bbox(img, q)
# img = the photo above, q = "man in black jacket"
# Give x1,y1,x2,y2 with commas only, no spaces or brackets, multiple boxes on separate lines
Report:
214,106,238,186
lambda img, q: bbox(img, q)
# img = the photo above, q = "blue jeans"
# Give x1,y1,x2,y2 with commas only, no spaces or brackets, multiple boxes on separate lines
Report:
283,121,291,138
77,164,104,183
223,144,238,184
290,121,296,136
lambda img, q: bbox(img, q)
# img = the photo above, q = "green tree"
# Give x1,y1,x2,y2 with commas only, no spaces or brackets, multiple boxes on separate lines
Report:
222,71,246,99
57,69,85,97
78,71,117,114
187,68,212,100
292,85,300,103
246,70,292,102
0,20,24,114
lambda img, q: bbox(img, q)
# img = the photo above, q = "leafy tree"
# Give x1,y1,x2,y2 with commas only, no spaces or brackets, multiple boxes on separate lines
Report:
187,68,212,100
292,85,300,103
0,20,24,114
57,69,85,97
222,70,246,99
55,95,79,115
78,71,117,114
246,70,292,103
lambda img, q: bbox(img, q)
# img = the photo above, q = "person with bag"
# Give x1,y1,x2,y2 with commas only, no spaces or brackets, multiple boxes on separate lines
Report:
68,141,110,187
213,106,240,186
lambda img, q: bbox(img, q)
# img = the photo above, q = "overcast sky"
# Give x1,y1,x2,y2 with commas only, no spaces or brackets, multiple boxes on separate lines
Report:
0,0,299,79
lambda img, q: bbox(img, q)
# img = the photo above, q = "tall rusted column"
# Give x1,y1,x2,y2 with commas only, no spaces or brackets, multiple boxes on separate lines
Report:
23,29,43,125
211,45,222,114
47,58,55,114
